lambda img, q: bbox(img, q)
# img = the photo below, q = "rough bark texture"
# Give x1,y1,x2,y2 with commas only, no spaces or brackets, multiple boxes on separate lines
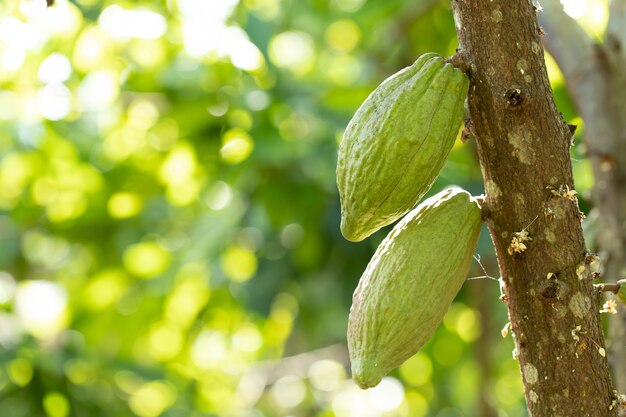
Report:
538,0,626,393
451,1,618,416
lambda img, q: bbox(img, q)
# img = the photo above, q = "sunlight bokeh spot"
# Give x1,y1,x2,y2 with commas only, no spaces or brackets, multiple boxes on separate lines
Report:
265,307,293,344
405,390,429,417
99,6,167,40
72,27,109,73
37,83,72,120
332,386,381,417
129,39,166,68
38,53,72,84
159,143,197,185
25,0,82,37
227,109,253,130
196,382,238,415
164,264,210,327
444,303,481,342
43,392,70,417
0,313,21,347
271,375,307,409
78,69,119,111
308,360,346,392
331,0,366,12
432,332,463,366
148,322,183,361
244,0,280,20
232,325,262,353
191,330,227,370
205,181,234,210
108,192,143,219
278,111,315,141
64,359,96,385
562,0,588,19
19,1,48,20
104,126,148,161
178,0,239,24
321,53,361,86
455,307,481,342
179,0,240,57
128,381,176,417
220,129,254,165
166,179,201,206
269,31,315,75
2,47,26,71
245,90,270,111
7,358,33,387
0,91,19,120
0,151,38,207
220,246,257,282
123,242,171,279
45,191,88,222
83,269,128,310
0,17,41,52
114,370,144,394
229,38,264,72
563,0,608,39
14,280,68,338
0,272,16,304
159,143,200,205
128,99,159,130
280,223,304,249
325,19,361,52
369,377,405,412
149,119,179,151
399,352,432,387
21,230,70,269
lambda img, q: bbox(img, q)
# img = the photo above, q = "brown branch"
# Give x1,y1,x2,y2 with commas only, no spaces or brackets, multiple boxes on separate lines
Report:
596,282,622,294
539,0,626,395
451,1,617,416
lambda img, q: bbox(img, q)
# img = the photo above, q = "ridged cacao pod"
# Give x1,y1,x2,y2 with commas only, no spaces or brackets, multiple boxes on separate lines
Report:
337,53,469,242
348,188,482,389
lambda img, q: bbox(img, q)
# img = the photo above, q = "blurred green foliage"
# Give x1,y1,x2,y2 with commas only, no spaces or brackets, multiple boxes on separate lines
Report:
0,0,600,416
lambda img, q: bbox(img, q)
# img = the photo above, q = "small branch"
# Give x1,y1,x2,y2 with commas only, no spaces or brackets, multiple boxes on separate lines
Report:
446,50,472,74
596,282,622,294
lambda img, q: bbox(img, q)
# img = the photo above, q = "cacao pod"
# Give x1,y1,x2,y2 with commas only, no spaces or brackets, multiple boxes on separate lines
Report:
348,188,482,389
337,53,469,242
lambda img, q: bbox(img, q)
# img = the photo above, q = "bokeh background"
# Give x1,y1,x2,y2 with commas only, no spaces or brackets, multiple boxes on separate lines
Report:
0,0,606,416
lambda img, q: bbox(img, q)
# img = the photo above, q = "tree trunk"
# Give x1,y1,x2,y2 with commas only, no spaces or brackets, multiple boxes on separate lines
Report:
450,1,617,416
537,0,626,394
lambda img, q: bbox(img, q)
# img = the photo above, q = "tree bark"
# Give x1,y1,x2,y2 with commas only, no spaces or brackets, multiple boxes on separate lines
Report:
451,1,617,416
538,0,626,394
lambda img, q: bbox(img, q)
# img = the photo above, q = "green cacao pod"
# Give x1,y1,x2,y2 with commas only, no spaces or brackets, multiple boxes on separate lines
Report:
337,53,469,242
348,188,482,389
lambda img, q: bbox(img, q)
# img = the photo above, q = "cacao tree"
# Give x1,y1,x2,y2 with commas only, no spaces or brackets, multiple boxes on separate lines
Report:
339,1,623,416
537,0,626,395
